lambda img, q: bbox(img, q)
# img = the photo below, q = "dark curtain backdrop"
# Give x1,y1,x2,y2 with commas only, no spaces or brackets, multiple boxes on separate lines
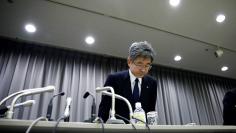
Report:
0,37,236,125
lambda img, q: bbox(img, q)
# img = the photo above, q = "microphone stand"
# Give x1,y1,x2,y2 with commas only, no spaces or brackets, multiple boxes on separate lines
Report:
46,92,65,121
91,98,96,122
96,86,125,124
101,91,133,121
83,92,96,123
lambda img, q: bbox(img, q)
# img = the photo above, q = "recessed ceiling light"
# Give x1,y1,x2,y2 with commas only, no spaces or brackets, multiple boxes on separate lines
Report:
85,36,95,45
174,55,182,61
25,23,36,33
169,0,180,7
221,66,228,71
216,14,225,23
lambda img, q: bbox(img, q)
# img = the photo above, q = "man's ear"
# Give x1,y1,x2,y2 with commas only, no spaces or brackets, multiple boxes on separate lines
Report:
127,57,132,66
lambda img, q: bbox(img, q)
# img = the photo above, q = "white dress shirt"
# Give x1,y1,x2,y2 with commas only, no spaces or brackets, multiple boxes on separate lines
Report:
129,69,142,96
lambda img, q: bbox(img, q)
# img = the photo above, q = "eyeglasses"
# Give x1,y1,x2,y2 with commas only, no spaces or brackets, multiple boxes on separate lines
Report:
133,61,152,70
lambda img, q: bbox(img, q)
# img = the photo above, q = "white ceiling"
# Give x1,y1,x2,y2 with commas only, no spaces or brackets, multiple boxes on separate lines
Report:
0,0,236,79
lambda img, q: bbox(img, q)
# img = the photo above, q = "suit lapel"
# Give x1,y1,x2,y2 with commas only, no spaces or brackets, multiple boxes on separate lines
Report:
122,71,132,101
140,76,148,102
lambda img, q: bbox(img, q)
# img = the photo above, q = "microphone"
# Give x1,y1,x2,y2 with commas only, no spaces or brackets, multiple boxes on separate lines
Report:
6,86,55,119
96,86,125,124
1,100,35,118
96,87,115,119
46,92,65,121
63,97,72,122
0,87,50,106
0,91,25,106
83,91,96,122
101,91,133,121
83,92,90,99
7,100,35,109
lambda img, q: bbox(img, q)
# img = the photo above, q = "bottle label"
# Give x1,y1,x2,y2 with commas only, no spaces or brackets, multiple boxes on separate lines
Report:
133,112,146,124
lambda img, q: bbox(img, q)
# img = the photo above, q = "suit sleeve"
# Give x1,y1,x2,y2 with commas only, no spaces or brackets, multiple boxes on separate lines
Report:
150,79,157,111
98,74,115,122
223,91,235,125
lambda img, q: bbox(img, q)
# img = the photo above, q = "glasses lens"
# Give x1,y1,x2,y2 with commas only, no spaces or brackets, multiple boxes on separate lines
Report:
133,62,151,70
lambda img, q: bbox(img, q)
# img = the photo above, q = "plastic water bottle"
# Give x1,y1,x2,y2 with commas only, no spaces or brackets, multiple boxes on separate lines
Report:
133,102,146,124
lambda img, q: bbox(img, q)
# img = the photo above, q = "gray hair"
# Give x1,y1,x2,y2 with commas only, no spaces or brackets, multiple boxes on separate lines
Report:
128,41,155,62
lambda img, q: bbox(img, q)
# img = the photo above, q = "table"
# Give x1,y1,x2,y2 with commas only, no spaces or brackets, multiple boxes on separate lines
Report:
0,119,236,133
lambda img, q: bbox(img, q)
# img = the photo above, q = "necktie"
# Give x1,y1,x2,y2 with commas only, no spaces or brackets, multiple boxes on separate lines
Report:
133,78,139,103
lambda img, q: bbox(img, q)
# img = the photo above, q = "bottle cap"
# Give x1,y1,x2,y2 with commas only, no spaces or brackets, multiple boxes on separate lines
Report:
135,102,142,108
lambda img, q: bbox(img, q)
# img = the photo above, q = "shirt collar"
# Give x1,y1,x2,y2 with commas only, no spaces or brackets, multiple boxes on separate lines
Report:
129,69,142,84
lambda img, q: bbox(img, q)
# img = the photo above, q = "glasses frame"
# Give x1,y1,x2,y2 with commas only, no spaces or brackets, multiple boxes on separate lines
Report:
133,61,152,70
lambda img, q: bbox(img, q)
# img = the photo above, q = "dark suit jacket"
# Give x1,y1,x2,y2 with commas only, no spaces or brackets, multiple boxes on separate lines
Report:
223,88,236,125
98,70,157,123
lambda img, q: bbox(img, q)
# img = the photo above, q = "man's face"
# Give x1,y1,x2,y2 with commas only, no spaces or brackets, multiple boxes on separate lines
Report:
128,56,152,78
